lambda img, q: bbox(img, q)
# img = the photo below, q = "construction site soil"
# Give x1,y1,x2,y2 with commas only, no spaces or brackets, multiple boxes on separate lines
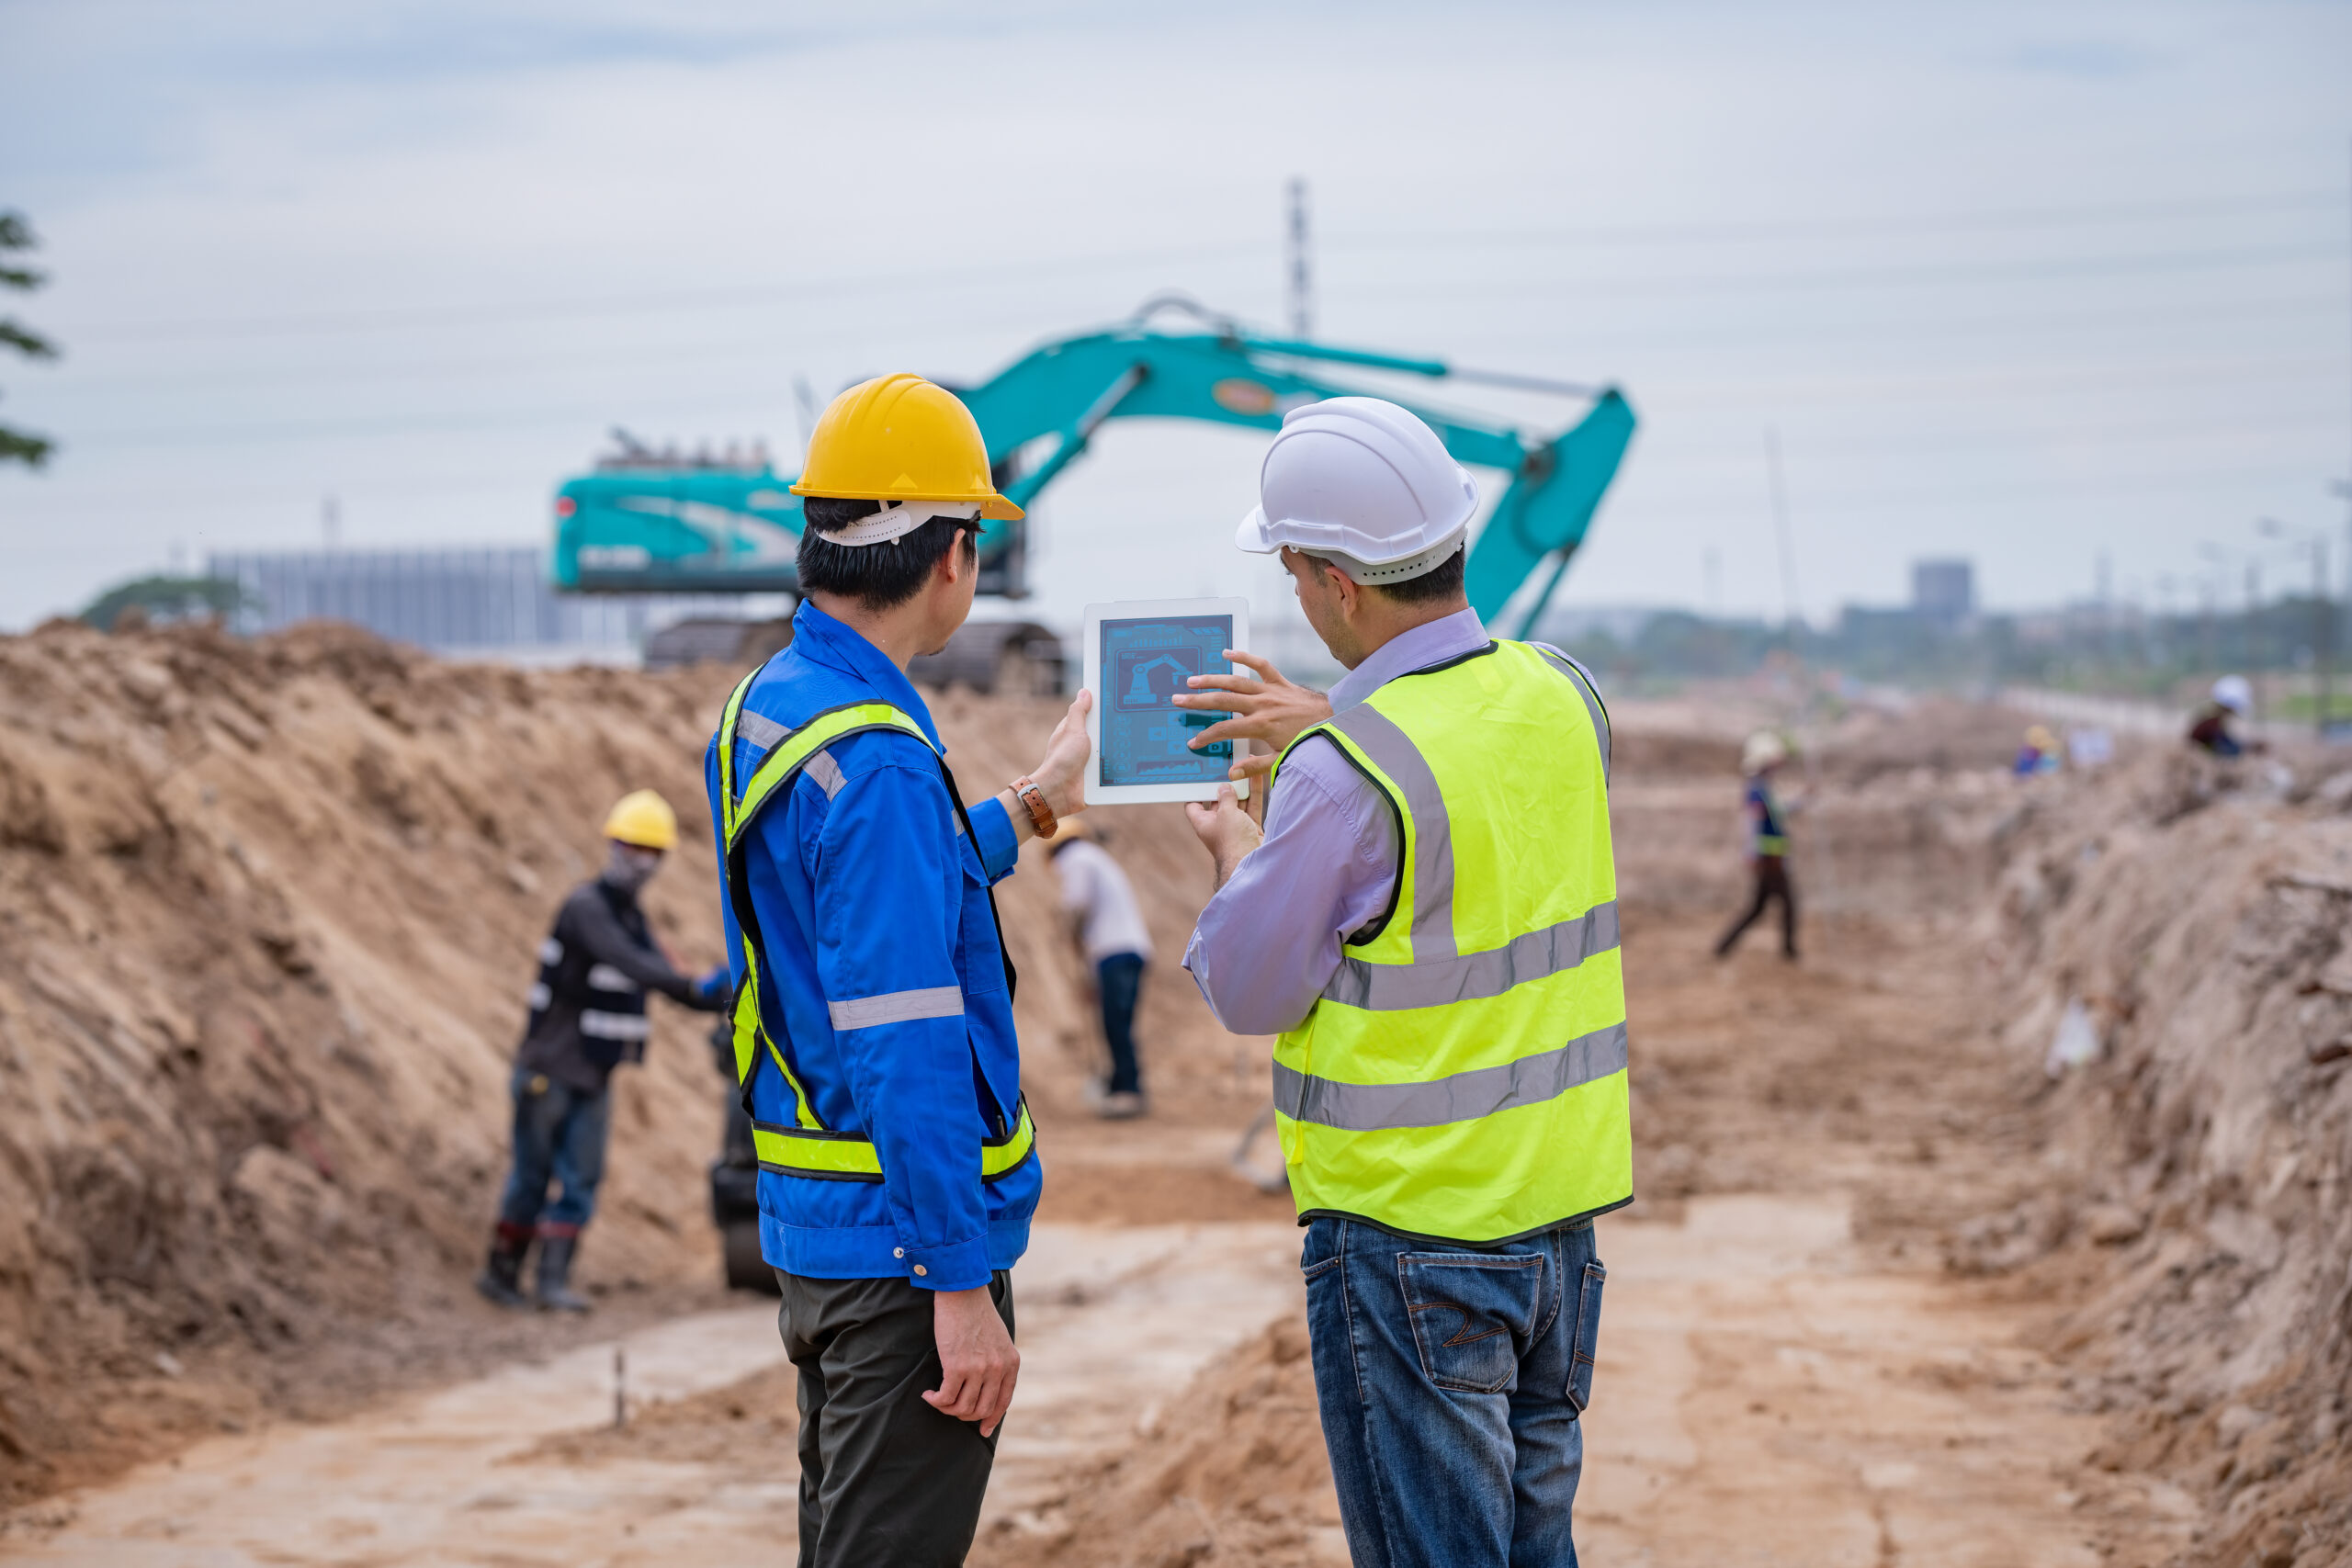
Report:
0,619,2345,1564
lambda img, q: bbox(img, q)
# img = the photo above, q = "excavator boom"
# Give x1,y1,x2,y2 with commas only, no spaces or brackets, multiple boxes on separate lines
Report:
553,300,1635,636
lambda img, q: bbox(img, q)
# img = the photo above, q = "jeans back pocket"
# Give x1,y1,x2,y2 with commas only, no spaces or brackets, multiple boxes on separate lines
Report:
1566,1258,1605,1414
1398,1251,1544,1394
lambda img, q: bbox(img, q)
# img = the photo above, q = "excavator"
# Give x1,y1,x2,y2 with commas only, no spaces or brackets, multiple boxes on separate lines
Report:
553,296,1637,689
555,298,1638,1291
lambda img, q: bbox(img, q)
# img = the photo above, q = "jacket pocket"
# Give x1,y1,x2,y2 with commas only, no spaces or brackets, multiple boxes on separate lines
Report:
1399,1251,1544,1394
1566,1258,1605,1415
953,841,1007,998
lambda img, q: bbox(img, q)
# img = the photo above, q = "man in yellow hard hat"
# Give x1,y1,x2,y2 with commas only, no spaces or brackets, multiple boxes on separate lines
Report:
707,373,1091,1563
476,789,729,1312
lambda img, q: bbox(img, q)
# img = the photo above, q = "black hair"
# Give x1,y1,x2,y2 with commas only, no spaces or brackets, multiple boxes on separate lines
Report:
797,496,978,612
1311,545,1466,607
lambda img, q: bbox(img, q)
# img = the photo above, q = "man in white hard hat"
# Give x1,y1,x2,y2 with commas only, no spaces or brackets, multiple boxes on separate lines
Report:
1714,730,1799,961
2188,674,2263,756
1176,397,1631,1568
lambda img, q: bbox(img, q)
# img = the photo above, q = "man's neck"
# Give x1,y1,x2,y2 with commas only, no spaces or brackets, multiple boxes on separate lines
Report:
808,590,934,671
1338,598,1468,671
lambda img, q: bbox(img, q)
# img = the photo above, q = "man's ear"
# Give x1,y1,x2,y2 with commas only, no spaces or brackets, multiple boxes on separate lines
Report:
937,528,971,586
1327,562,1363,620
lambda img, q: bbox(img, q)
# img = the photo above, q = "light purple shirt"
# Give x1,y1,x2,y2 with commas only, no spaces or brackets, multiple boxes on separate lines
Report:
1183,608,1491,1035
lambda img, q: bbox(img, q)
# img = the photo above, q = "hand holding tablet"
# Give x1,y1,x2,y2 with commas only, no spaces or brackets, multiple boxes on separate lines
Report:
1080,599,1252,805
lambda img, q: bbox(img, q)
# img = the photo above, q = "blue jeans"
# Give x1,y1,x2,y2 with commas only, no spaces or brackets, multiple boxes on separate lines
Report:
495,1068,612,1237
1301,1218,1605,1568
1095,953,1146,1094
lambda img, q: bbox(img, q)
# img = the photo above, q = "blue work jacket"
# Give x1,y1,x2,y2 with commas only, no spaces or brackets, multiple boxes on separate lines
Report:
704,600,1038,1292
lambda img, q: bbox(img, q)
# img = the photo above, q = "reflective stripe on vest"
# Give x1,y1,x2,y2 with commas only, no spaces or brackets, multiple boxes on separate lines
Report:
715,672,1030,1185
1268,638,1634,1243
752,1099,1038,1185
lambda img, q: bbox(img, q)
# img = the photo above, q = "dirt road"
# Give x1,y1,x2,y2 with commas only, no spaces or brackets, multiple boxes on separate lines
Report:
0,1224,1299,1565
3,905,2203,1566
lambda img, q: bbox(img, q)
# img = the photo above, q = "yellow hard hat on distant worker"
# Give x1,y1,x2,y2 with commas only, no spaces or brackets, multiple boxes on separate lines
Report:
791,373,1023,522
603,789,678,851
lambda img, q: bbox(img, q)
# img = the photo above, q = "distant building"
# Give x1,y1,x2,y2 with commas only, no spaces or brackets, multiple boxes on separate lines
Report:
1912,559,1975,626
207,547,748,660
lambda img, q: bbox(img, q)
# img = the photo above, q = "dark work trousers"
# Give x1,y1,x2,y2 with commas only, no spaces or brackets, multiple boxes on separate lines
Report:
1715,856,1798,959
777,1269,1014,1568
494,1068,611,1237
1096,952,1147,1095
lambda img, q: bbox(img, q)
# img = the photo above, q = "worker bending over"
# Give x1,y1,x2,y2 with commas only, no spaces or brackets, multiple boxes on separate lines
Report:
1045,818,1155,1118
707,374,1091,1567
1714,730,1798,962
478,791,728,1312
1176,398,1631,1568
2188,675,2263,756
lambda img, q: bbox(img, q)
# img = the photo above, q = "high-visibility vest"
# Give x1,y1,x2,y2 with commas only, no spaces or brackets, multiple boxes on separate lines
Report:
1270,638,1632,1243
715,674,1035,1186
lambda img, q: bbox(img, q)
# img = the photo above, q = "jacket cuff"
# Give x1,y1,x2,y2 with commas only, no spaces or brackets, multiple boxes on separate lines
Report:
967,795,1020,882
899,1235,992,1292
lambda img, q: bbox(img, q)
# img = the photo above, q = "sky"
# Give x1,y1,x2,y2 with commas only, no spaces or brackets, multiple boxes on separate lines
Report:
1,0,2348,639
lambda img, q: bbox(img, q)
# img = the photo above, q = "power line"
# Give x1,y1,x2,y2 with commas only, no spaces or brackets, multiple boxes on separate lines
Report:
1345,242,2346,305
1327,189,2346,253
50,193,2346,345
45,349,2344,453
32,288,2344,402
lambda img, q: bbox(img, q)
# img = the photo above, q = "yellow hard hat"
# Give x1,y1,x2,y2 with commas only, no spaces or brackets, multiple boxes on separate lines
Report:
603,789,677,851
790,373,1023,521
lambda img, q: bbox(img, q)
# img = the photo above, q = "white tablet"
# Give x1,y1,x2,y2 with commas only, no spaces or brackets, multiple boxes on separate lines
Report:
1081,598,1253,805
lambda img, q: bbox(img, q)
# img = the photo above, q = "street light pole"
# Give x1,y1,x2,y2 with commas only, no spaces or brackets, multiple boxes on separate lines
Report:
2315,535,2334,739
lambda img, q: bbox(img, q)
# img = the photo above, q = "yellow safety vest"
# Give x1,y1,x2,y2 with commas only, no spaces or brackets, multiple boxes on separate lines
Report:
1269,639,1632,1243
715,673,1035,1185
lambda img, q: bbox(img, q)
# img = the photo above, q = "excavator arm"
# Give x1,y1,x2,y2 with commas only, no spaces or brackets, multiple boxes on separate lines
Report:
553,299,1635,637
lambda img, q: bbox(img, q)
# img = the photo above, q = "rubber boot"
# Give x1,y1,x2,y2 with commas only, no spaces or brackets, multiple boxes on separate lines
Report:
474,1224,531,1310
534,1234,593,1314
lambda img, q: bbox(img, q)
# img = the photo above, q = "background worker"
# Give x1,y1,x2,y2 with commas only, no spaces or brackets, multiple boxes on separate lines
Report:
2013,724,2060,777
1044,819,1154,1118
477,790,728,1312
2188,674,2264,756
1175,397,1631,1568
1714,730,1799,962
706,374,1091,1567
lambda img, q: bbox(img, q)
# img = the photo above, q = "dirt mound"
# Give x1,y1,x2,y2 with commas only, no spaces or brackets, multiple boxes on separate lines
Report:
971,1315,1333,1568
1961,746,2352,1565
0,619,1248,1500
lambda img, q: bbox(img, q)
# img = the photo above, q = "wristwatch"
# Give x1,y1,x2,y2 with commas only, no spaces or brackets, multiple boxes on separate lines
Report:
1011,775,1057,840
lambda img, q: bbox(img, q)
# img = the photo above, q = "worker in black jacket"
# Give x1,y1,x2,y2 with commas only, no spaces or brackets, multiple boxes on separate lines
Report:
476,790,728,1311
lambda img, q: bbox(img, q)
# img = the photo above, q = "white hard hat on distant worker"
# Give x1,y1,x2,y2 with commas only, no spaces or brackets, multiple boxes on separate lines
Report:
604,789,679,852
1235,397,1480,584
2211,675,2253,715
1742,731,1789,773
791,372,1023,547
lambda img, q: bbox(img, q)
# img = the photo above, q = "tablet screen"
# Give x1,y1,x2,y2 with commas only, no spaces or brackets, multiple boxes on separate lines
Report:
1097,614,1234,788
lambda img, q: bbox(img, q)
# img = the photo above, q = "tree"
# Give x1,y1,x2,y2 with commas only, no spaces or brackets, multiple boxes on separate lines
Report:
1,210,59,468
79,576,251,633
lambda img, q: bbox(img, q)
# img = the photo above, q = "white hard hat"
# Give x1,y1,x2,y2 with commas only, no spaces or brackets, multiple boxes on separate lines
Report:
1742,731,1788,773
1235,397,1479,584
2211,675,2252,714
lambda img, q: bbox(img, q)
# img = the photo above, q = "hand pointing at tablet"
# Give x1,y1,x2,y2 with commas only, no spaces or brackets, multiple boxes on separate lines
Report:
1172,650,1334,803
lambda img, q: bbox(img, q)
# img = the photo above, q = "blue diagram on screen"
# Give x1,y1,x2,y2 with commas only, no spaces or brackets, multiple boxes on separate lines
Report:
1099,615,1234,787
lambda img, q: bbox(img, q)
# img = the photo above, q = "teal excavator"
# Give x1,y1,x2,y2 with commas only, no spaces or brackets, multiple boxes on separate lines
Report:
553,296,1636,683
